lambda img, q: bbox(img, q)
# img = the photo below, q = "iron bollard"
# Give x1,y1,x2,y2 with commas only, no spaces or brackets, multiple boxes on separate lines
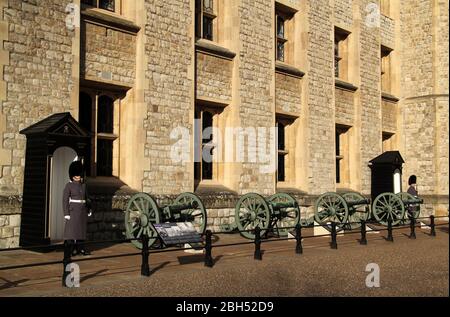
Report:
254,226,262,260
62,240,73,287
141,234,150,276
430,215,436,237
360,220,367,245
295,223,303,254
409,216,416,239
387,218,394,242
204,230,214,267
330,222,338,249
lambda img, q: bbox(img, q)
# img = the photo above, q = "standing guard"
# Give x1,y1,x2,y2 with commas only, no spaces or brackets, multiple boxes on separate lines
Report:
63,161,92,256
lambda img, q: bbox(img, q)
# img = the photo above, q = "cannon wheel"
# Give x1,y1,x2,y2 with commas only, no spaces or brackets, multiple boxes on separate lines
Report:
397,192,420,220
314,192,349,232
268,193,300,233
174,192,207,235
342,192,370,230
125,193,161,249
235,193,271,239
372,192,405,226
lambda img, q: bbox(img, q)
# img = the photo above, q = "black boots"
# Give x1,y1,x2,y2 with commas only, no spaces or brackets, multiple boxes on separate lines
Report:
72,240,91,256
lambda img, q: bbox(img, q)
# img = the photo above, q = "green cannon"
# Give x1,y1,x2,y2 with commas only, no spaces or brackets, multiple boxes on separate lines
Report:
371,192,423,226
314,192,371,232
124,192,207,249
234,193,301,239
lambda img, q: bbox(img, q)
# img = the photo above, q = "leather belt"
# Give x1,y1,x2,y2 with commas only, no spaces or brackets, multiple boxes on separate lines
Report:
69,199,86,203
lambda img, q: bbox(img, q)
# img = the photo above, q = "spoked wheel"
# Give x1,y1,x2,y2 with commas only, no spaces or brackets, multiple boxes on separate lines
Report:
314,192,349,232
174,192,207,235
372,193,405,226
235,193,271,239
125,193,161,249
397,192,420,221
342,192,370,230
268,193,300,235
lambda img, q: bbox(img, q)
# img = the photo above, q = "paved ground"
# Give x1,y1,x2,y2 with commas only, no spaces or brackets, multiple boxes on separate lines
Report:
0,224,448,297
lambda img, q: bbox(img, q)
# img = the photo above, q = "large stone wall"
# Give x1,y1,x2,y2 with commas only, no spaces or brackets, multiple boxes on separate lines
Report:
335,88,354,126
359,0,382,195
0,0,74,195
275,72,302,114
400,0,434,98
402,98,437,194
142,0,193,195
81,21,136,85
400,0,449,215
196,52,232,103
306,0,335,194
238,0,274,195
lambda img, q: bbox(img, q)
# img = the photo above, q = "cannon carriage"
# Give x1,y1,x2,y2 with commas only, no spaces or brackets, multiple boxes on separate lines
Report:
234,193,300,239
371,192,423,226
314,192,370,232
314,191,423,230
124,192,207,249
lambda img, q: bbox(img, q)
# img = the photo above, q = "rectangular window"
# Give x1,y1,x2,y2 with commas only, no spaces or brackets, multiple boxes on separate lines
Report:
334,28,350,80
195,107,221,183
277,121,287,182
81,0,119,14
196,0,216,41
334,37,341,78
79,91,119,177
381,46,393,93
276,15,287,62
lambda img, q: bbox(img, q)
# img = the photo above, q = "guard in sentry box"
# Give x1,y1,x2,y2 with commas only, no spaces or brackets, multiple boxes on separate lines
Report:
63,161,92,256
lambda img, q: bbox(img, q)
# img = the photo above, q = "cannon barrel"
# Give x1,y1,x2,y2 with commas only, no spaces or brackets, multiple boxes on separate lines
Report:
168,200,199,212
270,201,297,210
402,198,424,205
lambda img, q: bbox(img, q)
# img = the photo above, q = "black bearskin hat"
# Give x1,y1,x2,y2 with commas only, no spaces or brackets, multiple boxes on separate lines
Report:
69,161,83,181
408,175,417,185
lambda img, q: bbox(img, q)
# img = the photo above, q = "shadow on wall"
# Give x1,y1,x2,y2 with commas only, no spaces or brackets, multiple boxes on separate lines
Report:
85,177,138,242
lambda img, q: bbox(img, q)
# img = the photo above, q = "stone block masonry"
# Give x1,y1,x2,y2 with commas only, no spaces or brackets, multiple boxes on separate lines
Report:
306,0,335,195
276,72,302,115
335,88,354,126
358,0,382,195
238,0,275,195
81,21,136,85
196,52,232,103
143,0,194,195
1,0,75,194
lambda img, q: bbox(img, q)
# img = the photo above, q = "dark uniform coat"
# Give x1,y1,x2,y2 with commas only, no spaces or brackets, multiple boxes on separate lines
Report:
63,181,90,240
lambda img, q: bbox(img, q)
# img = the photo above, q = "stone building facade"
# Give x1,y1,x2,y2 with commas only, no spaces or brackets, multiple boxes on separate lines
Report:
0,0,448,248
